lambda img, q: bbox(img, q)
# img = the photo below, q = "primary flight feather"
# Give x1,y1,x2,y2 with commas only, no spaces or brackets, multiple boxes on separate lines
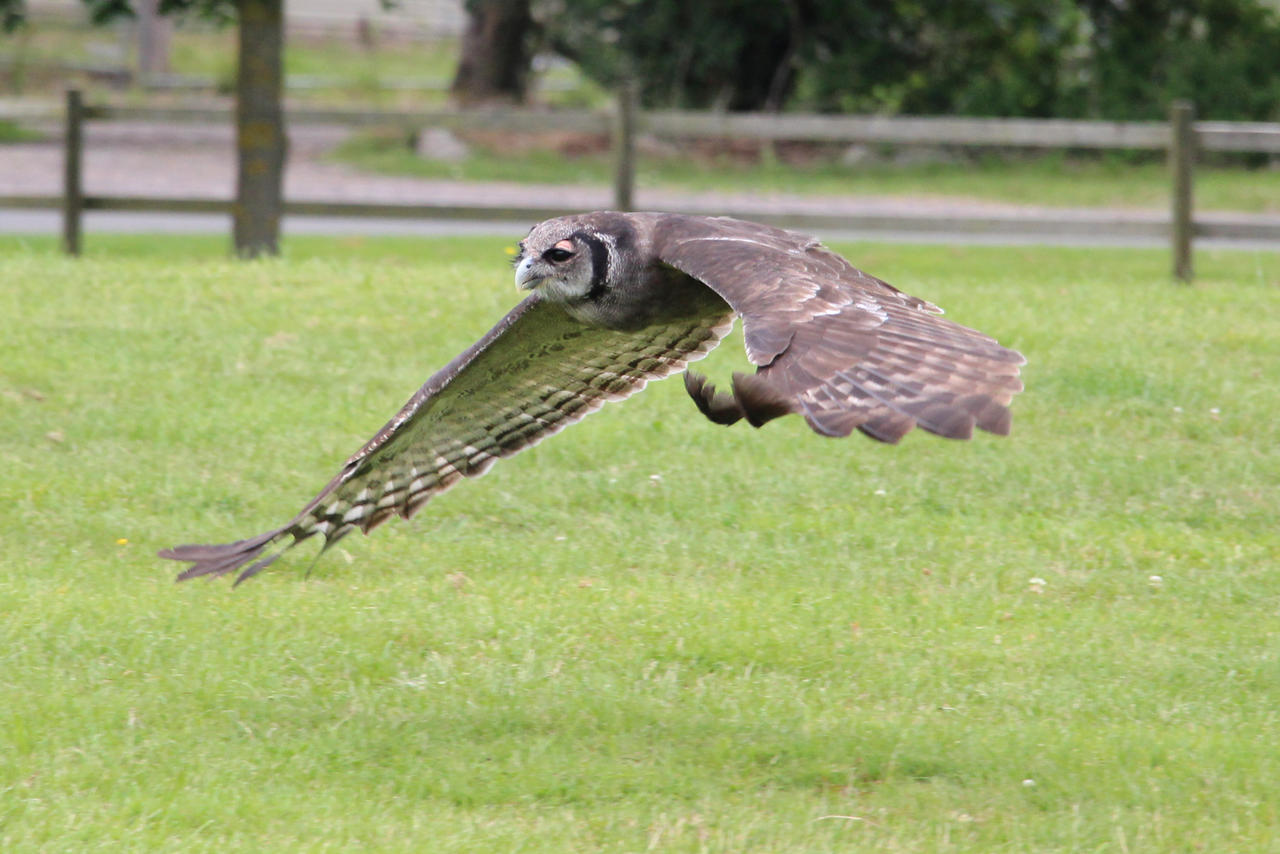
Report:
160,212,1025,584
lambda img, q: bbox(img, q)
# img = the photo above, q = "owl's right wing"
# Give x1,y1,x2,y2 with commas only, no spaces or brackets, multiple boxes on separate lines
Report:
160,293,734,584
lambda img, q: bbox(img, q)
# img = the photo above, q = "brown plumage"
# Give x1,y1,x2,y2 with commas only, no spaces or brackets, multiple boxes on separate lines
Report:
160,212,1025,584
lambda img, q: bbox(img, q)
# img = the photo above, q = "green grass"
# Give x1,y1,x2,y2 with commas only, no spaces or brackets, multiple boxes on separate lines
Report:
337,134,1280,213
0,119,40,143
167,29,466,103
2,233,1278,851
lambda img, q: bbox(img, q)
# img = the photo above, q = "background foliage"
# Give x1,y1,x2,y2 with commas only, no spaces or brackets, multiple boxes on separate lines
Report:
536,0,1280,120
4,0,1280,120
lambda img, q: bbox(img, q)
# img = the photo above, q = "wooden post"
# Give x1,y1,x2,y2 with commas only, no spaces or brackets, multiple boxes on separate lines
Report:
234,0,285,258
1170,100,1195,281
62,89,83,257
613,77,637,211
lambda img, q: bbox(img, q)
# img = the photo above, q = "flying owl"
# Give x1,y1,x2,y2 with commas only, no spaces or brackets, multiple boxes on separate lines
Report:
161,212,1025,584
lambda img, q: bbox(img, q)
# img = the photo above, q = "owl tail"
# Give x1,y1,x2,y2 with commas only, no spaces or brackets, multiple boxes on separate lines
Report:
160,528,297,586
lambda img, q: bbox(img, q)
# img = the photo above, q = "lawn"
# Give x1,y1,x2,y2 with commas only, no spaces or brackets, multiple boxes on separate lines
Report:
335,135,1280,214
1,233,1278,851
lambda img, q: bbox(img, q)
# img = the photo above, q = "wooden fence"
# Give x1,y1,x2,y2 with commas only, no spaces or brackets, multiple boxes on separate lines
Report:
6,90,1280,277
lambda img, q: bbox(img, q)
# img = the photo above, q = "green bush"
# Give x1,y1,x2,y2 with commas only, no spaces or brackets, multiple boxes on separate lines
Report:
540,0,1280,120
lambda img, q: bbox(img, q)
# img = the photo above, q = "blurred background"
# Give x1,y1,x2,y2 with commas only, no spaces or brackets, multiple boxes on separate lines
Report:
2,0,1280,266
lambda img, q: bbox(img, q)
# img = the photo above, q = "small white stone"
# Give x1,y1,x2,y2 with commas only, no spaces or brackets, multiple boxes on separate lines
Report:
840,143,880,167
415,127,469,162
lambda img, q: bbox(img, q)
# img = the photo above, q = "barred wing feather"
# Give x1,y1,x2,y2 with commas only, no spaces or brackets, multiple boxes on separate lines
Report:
161,294,734,584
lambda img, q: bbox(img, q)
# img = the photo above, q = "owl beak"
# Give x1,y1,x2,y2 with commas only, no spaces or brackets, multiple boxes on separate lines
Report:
514,256,544,291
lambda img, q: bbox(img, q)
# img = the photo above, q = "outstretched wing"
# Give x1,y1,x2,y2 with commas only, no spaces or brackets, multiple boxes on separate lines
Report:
161,293,734,584
652,214,1025,443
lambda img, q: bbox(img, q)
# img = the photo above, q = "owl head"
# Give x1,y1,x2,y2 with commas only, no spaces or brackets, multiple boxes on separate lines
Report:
512,213,637,305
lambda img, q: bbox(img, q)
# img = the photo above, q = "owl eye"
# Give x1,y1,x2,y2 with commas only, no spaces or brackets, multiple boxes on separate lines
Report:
544,247,575,263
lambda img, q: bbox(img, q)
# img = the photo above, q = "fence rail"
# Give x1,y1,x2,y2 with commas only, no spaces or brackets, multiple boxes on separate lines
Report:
5,92,1280,276
36,102,1280,153
6,100,1265,156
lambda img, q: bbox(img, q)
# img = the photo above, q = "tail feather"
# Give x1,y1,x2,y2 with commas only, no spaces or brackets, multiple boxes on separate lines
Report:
161,528,291,584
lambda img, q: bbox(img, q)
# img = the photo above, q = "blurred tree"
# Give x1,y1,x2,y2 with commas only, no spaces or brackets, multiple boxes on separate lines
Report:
1,0,286,257
136,0,174,78
536,0,801,110
451,0,536,103
529,0,1280,120
1077,0,1280,120
228,0,283,257
534,0,1090,113
791,0,1089,117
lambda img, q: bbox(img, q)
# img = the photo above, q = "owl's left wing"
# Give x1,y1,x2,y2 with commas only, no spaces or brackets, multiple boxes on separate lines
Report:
651,213,1025,443
160,293,734,584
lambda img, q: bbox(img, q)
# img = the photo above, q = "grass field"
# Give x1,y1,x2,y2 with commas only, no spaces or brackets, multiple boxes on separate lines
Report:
1,233,1278,851
335,136,1280,214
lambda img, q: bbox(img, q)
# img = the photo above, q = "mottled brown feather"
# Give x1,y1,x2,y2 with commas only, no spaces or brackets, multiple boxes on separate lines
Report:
650,213,1024,444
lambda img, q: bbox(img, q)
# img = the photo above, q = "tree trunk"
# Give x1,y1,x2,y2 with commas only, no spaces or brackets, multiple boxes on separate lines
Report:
450,0,533,104
234,0,285,258
136,0,173,78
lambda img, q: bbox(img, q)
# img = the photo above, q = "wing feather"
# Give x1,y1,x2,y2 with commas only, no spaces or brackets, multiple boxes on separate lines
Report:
161,293,734,583
651,213,1025,443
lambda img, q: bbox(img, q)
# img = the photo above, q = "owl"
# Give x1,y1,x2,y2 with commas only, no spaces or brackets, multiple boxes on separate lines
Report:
162,212,1024,583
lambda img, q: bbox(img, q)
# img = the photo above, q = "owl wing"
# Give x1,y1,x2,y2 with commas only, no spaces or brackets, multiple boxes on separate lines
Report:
651,213,1025,443
160,293,734,584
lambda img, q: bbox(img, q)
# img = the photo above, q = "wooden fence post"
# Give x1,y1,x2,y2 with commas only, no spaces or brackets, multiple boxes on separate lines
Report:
1169,100,1195,281
62,88,83,257
613,77,637,211
233,0,285,258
